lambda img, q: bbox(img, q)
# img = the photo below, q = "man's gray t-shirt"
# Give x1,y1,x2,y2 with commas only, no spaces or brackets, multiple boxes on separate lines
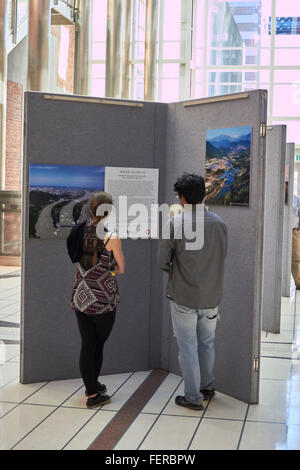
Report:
159,209,228,309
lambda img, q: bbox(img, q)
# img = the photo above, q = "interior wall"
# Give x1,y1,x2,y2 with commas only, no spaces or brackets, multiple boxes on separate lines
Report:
262,126,286,333
164,91,267,404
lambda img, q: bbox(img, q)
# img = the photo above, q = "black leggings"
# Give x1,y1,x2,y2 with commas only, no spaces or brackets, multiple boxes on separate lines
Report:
75,309,116,396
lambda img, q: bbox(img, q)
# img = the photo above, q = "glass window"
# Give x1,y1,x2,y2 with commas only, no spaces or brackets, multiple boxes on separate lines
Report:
272,120,300,144
275,49,300,66
162,63,180,78
274,70,300,84
58,26,70,81
91,78,105,97
162,42,181,60
135,0,146,41
162,0,181,41
92,64,106,78
92,43,106,61
134,42,145,60
92,0,107,42
273,84,300,117
275,0,300,47
88,0,300,145
161,78,180,102
17,0,28,23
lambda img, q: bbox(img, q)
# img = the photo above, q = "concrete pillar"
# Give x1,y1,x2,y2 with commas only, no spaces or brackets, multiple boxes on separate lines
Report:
0,0,9,190
144,0,158,101
105,0,122,98
121,0,132,99
27,0,51,91
74,0,90,95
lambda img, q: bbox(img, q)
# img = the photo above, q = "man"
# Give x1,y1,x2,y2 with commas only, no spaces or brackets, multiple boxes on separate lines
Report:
159,173,227,410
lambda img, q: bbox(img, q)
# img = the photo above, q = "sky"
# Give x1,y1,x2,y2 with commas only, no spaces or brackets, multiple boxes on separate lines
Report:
30,164,105,190
206,126,252,141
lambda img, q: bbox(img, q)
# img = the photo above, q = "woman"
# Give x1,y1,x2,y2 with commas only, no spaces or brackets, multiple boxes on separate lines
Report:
71,191,125,409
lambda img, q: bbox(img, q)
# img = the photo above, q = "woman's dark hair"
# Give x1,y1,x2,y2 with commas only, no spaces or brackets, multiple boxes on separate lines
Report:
174,173,206,205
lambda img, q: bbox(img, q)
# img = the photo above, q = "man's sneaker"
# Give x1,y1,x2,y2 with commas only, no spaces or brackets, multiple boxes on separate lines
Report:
86,393,111,409
175,395,204,410
85,382,107,397
201,389,215,400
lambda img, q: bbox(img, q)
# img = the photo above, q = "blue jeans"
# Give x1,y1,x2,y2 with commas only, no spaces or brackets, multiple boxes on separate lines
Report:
170,300,218,405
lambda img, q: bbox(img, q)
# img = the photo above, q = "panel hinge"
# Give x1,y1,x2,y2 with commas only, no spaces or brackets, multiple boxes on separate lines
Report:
253,357,260,372
260,123,266,137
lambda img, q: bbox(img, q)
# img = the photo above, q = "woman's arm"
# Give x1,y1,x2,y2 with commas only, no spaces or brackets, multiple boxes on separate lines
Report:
106,236,125,274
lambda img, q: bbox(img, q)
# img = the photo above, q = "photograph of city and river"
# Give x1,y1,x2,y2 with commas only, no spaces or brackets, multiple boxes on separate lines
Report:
205,126,252,206
29,164,105,239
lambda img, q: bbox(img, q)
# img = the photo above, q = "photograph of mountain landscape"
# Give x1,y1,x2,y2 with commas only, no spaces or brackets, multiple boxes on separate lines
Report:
29,163,105,239
205,126,252,206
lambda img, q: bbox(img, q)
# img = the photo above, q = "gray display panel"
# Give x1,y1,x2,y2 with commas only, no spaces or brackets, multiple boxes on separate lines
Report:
164,90,267,404
262,126,286,333
21,92,164,383
282,143,295,298
21,90,267,404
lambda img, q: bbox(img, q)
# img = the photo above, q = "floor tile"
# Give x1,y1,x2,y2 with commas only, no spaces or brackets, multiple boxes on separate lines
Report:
291,360,300,382
14,406,95,450
0,404,54,450
189,418,243,450
0,304,21,316
114,413,158,450
0,300,18,309
0,380,47,403
204,392,248,421
239,421,287,450
281,299,295,316
247,379,290,423
0,362,19,387
261,342,295,359
280,315,296,331
63,373,131,409
264,331,294,343
0,344,20,363
290,381,300,408
142,373,181,414
24,379,83,406
260,358,292,380
64,410,117,450
286,424,300,450
261,342,294,353
0,401,17,418
139,415,200,450
2,313,21,323
288,407,300,425
103,371,151,412
162,382,205,418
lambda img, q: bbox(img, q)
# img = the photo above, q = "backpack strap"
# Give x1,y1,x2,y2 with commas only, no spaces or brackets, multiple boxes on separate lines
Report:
97,232,113,262
104,232,113,247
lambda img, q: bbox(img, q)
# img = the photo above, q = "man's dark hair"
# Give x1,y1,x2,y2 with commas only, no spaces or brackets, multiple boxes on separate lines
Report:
174,173,206,205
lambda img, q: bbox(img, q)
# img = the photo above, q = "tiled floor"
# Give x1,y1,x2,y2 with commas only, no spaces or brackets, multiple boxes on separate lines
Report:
0,272,300,450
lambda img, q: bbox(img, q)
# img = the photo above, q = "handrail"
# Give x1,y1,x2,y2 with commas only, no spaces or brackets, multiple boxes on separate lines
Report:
53,0,79,21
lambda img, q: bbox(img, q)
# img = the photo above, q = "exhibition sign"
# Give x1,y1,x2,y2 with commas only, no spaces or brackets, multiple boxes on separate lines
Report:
29,164,159,239
205,126,252,206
